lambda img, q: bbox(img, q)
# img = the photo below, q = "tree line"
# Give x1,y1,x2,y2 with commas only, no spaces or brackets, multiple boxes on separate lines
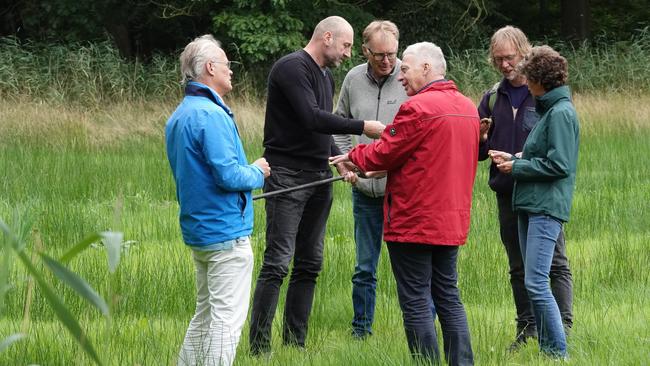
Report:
2,0,649,71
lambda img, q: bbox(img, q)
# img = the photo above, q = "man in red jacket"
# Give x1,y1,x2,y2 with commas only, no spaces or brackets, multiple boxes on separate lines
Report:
331,41,478,366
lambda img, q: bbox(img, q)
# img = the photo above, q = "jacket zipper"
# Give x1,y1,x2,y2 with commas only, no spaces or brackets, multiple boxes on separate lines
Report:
371,82,383,198
239,192,246,221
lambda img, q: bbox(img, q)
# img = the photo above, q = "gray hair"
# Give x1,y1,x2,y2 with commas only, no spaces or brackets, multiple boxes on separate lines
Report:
402,42,446,75
489,26,531,67
362,20,400,45
311,16,352,40
179,34,222,84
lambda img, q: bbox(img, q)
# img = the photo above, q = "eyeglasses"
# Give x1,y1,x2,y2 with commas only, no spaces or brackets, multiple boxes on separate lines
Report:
366,48,397,62
493,54,518,64
210,60,239,69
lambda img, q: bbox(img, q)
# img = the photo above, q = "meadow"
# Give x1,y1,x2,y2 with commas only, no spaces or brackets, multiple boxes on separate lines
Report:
1,89,649,365
1,36,650,366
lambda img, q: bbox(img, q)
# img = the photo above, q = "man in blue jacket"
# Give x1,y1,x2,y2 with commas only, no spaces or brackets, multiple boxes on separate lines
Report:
165,34,270,366
477,26,573,351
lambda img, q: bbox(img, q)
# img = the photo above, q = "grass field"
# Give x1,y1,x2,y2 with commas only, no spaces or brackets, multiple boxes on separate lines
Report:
1,93,649,365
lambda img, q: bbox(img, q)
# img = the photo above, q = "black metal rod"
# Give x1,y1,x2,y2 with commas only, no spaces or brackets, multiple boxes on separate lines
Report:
253,175,345,201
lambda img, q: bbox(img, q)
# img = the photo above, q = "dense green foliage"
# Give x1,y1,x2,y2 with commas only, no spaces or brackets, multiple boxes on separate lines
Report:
3,0,650,66
1,97,649,364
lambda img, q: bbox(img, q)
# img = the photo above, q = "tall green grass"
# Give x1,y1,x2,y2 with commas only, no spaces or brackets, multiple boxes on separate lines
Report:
1,94,649,364
4,30,650,105
0,37,181,105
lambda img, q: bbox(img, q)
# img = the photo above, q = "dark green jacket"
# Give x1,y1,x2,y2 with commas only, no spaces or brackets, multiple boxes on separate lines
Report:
512,86,580,222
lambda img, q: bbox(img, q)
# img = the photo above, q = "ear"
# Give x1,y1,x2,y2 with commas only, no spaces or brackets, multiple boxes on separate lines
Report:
422,62,431,75
205,61,216,77
361,45,369,57
323,31,333,46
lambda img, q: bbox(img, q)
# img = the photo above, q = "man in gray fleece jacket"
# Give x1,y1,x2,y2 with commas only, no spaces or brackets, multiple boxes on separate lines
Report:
334,20,408,339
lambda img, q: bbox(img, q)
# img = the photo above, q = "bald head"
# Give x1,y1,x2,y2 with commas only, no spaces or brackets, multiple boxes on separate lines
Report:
304,16,354,68
311,16,353,41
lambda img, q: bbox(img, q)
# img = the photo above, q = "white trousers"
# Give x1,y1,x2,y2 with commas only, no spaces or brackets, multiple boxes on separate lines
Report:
178,238,254,366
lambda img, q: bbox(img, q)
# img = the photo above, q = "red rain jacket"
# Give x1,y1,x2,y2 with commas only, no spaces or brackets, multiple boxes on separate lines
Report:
348,80,479,246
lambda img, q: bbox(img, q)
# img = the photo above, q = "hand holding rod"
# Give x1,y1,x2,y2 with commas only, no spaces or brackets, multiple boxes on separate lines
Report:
253,176,345,201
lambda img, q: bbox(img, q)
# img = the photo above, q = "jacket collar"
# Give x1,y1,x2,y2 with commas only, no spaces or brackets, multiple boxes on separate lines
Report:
365,59,402,85
416,78,455,95
185,81,233,117
535,85,571,113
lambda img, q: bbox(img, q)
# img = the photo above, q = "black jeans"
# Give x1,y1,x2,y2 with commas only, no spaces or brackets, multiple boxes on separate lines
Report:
387,242,474,366
249,166,333,353
496,193,573,333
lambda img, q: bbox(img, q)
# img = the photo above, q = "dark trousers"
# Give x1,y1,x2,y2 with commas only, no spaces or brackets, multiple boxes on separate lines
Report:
387,242,474,366
496,193,573,332
249,166,333,353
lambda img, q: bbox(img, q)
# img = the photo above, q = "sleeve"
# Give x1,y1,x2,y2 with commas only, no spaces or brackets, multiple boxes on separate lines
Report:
275,58,364,135
512,109,577,182
477,91,493,161
333,73,355,153
200,113,265,191
348,103,426,172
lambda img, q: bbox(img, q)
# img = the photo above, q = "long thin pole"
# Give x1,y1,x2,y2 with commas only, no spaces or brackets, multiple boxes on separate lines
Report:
253,176,345,201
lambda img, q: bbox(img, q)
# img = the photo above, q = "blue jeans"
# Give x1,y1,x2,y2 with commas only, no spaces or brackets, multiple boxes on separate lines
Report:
351,188,384,336
518,213,567,357
497,193,573,335
387,242,473,366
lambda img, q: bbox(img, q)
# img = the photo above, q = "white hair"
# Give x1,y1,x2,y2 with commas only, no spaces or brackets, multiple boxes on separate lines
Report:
179,34,222,84
402,42,446,75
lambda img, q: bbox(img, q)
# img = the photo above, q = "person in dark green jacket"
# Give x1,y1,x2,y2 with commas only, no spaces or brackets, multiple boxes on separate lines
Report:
488,45,579,359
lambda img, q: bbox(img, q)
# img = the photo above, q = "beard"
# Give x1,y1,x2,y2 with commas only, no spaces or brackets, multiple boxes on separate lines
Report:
504,70,517,80
323,51,343,68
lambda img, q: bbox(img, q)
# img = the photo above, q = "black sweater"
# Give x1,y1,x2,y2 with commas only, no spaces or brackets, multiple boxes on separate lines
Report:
263,50,365,171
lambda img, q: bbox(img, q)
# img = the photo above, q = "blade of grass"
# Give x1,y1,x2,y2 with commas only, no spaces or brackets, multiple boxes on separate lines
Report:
59,232,102,264
0,333,25,353
101,231,123,274
16,250,103,365
41,253,109,316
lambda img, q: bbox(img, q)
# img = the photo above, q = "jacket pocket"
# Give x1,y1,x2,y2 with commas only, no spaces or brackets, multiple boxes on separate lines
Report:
522,107,539,132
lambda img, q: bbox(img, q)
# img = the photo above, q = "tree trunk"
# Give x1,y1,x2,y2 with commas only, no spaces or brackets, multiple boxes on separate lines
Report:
539,0,549,36
106,22,132,59
561,0,590,42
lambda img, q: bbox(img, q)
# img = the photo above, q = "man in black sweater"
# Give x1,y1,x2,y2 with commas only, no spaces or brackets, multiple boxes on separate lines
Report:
249,16,384,355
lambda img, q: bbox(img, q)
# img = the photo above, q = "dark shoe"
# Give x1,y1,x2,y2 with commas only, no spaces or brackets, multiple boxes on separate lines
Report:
351,329,372,340
250,343,271,357
507,327,537,352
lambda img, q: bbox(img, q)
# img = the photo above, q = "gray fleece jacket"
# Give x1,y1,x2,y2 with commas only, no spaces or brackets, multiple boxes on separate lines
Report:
334,61,408,197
